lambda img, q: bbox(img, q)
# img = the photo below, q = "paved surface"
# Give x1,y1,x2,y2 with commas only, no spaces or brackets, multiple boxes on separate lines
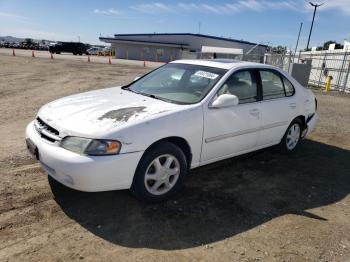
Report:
1,54,350,261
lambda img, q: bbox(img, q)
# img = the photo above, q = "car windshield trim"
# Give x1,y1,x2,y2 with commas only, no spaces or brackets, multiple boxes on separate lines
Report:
127,63,227,105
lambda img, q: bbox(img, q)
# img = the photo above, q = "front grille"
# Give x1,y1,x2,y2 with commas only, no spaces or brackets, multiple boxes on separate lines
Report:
36,117,59,135
35,117,61,142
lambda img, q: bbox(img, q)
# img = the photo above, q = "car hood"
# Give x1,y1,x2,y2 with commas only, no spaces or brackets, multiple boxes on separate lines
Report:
37,86,183,138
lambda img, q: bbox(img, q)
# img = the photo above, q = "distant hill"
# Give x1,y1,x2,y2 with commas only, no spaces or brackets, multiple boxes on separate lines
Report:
0,36,54,44
0,36,24,43
0,35,104,47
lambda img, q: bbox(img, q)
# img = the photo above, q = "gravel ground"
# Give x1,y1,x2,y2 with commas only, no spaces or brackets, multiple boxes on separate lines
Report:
1,54,350,262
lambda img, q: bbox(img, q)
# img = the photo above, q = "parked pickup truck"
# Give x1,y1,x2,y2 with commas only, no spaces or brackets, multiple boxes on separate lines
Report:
49,42,89,55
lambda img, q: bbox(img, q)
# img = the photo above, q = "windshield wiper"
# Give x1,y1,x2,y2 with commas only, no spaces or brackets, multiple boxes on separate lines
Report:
122,87,176,104
121,86,138,94
137,92,174,103
121,86,131,91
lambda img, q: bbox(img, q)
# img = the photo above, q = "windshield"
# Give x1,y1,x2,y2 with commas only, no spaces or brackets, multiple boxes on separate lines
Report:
128,63,227,104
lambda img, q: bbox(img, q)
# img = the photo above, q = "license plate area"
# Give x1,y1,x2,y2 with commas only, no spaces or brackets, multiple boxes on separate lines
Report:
26,138,39,160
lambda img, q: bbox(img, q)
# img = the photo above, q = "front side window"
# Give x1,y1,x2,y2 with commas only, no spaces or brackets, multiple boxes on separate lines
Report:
260,70,285,100
128,63,227,104
217,70,257,104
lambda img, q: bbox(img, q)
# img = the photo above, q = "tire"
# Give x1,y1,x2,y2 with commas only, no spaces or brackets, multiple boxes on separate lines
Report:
131,141,188,203
279,118,302,153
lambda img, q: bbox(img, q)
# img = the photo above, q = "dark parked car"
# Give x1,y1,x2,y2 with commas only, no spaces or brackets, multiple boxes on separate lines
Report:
49,42,89,55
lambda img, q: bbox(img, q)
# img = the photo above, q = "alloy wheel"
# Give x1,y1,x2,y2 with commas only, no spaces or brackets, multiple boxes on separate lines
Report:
286,123,301,150
144,154,180,195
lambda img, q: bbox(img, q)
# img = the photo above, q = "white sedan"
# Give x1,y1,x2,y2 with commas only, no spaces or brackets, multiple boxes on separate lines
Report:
86,47,103,55
25,60,317,202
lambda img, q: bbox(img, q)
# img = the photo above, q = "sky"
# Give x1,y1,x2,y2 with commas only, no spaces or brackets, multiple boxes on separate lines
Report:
0,0,349,50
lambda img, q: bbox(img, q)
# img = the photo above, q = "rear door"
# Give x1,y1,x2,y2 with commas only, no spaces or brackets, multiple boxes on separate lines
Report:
201,69,262,163
257,69,297,147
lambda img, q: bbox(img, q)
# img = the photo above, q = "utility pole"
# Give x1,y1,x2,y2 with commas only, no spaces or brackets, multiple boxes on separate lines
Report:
306,2,324,50
294,22,303,55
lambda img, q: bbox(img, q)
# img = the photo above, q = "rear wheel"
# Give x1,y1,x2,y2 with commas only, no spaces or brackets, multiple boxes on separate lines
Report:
279,119,302,153
131,142,187,203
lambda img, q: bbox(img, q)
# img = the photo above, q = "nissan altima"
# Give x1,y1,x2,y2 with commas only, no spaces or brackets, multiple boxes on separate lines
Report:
26,59,317,202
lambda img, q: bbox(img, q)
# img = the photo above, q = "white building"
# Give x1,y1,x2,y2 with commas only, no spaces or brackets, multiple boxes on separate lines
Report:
100,33,267,62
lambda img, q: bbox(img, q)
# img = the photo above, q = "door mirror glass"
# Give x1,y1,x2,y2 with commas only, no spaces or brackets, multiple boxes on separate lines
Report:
211,94,239,108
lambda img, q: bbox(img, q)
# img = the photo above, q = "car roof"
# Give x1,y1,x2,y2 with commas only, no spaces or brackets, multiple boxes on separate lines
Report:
171,59,273,70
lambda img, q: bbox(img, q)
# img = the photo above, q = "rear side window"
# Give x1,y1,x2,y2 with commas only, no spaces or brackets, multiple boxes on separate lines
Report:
217,70,257,104
282,76,295,96
260,70,285,100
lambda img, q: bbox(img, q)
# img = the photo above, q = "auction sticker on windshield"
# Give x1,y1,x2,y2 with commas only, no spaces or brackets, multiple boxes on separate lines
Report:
194,71,219,80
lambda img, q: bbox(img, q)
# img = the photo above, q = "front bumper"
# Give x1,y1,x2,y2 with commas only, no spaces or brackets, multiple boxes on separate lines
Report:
25,121,144,192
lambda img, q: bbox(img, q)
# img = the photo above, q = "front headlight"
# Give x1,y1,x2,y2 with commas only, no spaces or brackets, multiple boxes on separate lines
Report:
60,137,121,156
85,139,121,155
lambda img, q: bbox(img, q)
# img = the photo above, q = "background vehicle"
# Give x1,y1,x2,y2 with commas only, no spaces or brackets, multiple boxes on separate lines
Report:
87,47,103,55
98,46,112,56
49,42,89,55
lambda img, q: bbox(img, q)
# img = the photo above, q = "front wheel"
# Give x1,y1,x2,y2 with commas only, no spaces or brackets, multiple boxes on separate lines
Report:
279,119,302,153
131,142,187,203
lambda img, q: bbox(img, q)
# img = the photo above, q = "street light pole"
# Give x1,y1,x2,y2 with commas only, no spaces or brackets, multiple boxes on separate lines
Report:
294,22,303,55
306,2,324,50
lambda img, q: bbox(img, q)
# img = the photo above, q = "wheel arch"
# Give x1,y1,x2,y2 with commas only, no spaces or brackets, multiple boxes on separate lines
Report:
295,115,306,131
143,136,192,168
280,115,306,143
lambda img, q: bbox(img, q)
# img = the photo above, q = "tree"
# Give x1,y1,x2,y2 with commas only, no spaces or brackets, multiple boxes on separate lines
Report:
319,40,343,50
267,45,287,54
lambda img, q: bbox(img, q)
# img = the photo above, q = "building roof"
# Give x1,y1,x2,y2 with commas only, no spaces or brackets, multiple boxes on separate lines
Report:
99,37,189,48
107,33,267,47
170,59,264,70
201,46,243,55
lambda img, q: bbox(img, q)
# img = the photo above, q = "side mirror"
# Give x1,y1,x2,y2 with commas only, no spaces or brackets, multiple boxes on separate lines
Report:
211,94,239,108
134,76,141,81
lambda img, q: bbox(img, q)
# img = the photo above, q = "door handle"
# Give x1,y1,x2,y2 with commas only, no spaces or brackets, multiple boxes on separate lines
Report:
289,103,297,109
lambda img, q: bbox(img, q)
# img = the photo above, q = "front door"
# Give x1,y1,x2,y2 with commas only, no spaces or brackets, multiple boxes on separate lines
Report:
201,69,261,164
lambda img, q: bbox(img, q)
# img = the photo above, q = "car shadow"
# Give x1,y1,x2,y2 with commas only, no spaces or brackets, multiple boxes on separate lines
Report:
49,140,350,250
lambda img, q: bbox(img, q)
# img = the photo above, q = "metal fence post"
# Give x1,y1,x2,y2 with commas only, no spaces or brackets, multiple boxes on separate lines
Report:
317,52,327,89
336,51,347,90
287,53,292,72
341,53,350,92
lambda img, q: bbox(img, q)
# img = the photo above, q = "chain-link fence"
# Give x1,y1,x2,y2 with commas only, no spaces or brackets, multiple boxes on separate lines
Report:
242,51,350,93
299,51,350,92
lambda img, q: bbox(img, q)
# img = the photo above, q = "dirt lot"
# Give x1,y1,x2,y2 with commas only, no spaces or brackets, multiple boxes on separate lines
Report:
1,54,350,262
